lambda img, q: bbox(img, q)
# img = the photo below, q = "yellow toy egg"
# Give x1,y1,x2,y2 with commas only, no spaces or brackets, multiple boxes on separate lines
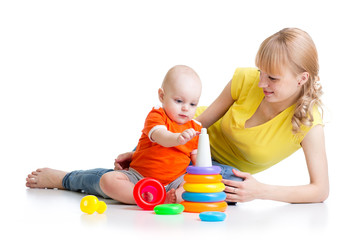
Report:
80,195,99,214
96,201,107,214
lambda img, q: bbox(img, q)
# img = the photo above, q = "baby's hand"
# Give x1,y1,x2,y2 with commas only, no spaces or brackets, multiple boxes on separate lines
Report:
177,128,199,145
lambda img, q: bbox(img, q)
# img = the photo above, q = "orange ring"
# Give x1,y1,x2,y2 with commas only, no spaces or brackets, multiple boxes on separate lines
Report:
180,201,227,213
184,174,222,183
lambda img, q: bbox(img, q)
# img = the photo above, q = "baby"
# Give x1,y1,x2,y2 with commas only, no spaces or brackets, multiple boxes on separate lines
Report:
26,65,202,204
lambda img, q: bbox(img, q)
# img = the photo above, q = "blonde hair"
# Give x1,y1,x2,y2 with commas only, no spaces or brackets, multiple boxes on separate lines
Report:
255,28,323,134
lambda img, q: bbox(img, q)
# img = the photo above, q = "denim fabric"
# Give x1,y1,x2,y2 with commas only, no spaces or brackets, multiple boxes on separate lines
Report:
62,167,186,199
212,160,244,182
62,168,113,198
211,160,243,205
62,160,244,200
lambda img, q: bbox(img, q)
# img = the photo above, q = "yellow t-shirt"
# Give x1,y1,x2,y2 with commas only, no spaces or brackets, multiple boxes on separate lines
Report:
196,68,323,174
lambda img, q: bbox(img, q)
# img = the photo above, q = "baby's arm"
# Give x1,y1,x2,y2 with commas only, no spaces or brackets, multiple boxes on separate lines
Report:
151,128,199,148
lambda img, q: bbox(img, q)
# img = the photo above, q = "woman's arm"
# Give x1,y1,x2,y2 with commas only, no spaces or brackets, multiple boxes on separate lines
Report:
223,125,329,203
297,124,329,202
196,80,235,128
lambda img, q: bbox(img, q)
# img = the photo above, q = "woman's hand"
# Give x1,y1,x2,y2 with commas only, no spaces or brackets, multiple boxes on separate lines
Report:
114,151,134,170
222,169,264,202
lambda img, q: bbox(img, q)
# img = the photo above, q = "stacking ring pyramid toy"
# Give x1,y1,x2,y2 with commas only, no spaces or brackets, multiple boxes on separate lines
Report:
180,128,227,213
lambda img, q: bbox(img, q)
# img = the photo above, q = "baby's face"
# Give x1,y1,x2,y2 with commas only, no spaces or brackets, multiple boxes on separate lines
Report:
161,76,201,125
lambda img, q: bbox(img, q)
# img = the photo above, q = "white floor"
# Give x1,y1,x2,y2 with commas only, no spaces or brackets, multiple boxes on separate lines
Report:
2,1,360,239
3,180,358,240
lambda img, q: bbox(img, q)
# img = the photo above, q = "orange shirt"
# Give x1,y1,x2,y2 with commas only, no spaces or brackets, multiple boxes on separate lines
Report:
130,107,202,185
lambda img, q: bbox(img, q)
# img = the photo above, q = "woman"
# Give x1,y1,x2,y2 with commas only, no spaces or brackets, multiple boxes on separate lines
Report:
116,28,329,203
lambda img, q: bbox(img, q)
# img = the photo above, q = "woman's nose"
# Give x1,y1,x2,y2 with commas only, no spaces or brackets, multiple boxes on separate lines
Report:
258,74,268,88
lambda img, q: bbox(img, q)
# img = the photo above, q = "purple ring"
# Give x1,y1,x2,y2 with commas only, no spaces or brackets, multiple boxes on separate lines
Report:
186,166,221,175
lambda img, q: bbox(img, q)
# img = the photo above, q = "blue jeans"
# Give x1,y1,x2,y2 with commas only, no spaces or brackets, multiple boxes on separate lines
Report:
212,160,244,182
62,168,113,198
212,160,243,205
62,161,243,199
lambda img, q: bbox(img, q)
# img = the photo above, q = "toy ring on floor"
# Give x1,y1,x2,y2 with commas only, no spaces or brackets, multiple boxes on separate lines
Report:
154,204,185,215
133,178,166,210
186,166,221,175
199,211,226,222
183,182,225,193
180,201,228,213
184,174,222,183
182,192,227,202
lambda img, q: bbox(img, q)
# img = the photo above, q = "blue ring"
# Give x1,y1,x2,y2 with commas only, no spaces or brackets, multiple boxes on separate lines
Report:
199,211,226,222
182,192,226,202
186,166,221,175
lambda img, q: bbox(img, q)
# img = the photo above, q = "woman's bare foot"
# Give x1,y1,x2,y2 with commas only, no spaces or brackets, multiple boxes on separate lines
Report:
26,168,67,189
164,189,177,204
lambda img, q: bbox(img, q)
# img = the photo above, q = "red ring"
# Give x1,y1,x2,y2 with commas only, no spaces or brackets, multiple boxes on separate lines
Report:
133,178,166,210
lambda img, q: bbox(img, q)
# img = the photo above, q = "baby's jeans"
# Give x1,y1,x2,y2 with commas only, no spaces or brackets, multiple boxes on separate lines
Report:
62,168,112,198
61,161,243,199
62,168,185,199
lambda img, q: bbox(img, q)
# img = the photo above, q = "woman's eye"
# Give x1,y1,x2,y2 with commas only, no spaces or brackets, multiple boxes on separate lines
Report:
268,76,277,81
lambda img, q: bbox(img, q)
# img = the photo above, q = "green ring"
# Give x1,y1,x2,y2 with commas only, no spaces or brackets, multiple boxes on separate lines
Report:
154,204,185,215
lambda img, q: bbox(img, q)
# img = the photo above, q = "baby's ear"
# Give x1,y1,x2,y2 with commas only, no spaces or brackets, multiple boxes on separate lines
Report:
158,88,165,103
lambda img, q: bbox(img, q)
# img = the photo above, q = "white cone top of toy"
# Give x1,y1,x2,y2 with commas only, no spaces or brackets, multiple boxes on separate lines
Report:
195,128,212,167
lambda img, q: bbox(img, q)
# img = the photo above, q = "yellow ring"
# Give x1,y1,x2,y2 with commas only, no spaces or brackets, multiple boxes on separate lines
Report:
180,201,227,213
184,174,222,183
183,182,225,193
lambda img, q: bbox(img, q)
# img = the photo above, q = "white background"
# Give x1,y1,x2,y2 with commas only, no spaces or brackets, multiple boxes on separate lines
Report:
1,0,359,239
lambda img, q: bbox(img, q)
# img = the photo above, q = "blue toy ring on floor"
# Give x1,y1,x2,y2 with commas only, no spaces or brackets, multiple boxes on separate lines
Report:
186,166,221,175
199,211,226,222
182,192,226,202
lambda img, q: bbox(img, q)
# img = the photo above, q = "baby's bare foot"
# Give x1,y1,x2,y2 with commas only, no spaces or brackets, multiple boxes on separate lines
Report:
26,168,67,189
142,191,154,202
164,188,177,204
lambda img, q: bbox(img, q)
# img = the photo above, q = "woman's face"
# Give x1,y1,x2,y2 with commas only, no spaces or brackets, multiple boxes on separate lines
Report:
258,66,305,106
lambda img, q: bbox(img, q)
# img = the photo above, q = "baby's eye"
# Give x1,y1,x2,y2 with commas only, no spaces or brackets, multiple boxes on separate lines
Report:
175,99,183,103
190,103,197,107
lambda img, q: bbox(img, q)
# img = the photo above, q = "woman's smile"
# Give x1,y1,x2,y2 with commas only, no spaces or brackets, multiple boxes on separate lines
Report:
263,89,274,96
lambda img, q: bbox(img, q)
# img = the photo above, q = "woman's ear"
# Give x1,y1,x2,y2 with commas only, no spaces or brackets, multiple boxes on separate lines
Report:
158,88,165,103
298,72,310,86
